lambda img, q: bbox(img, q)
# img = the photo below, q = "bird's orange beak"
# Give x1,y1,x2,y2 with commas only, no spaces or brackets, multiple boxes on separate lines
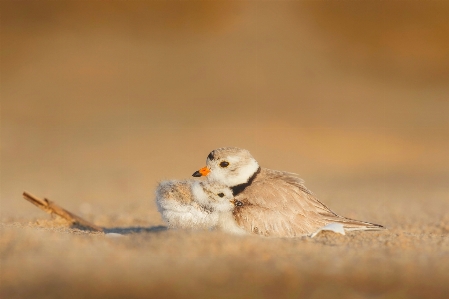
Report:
192,166,210,177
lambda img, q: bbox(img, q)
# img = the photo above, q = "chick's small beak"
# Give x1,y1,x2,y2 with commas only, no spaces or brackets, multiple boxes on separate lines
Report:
192,166,210,177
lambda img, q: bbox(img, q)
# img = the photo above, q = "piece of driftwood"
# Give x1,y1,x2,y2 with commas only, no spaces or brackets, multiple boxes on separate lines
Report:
22,192,103,232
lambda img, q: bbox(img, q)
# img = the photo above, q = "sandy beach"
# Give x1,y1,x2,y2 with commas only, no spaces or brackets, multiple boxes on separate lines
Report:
1,1,448,298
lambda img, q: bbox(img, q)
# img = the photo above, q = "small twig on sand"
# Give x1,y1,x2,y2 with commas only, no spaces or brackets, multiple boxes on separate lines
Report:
22,192,103,232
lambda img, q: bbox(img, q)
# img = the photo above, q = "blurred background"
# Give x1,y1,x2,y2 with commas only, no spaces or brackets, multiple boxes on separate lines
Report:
1,1,448,220
2,2,449,299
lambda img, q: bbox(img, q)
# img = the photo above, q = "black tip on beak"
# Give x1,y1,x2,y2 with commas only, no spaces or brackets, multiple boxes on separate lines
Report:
192,171,202,177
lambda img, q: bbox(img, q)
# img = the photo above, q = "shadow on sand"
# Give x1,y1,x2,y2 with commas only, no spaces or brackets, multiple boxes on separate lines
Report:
103,225,168,235
68,223,168,235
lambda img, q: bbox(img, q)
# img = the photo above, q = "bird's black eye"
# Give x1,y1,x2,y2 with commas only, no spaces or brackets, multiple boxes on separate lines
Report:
219,161,229,168
235,200,243,207
207,152,214,161
217,193,224,198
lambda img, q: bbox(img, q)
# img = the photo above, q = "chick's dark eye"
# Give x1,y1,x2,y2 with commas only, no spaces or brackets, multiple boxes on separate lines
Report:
217,193,224,198
219,161,229,168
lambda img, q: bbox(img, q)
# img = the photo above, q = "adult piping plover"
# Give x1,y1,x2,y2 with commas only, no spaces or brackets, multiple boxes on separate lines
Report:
156,179,246,234
193,147,385,237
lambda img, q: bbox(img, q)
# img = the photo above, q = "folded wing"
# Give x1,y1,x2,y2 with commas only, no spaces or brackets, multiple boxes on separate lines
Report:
233,169,384,237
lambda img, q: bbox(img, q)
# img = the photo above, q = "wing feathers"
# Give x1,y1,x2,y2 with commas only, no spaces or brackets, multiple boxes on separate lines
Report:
233,168,384,237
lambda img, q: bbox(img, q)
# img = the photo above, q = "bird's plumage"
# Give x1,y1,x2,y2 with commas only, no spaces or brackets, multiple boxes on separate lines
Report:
156,180,216,229
232,168,384,237
155,179,246,234
194,147,385,237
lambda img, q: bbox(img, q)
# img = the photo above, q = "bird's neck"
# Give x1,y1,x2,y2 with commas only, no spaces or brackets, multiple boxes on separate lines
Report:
230,167,261,196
